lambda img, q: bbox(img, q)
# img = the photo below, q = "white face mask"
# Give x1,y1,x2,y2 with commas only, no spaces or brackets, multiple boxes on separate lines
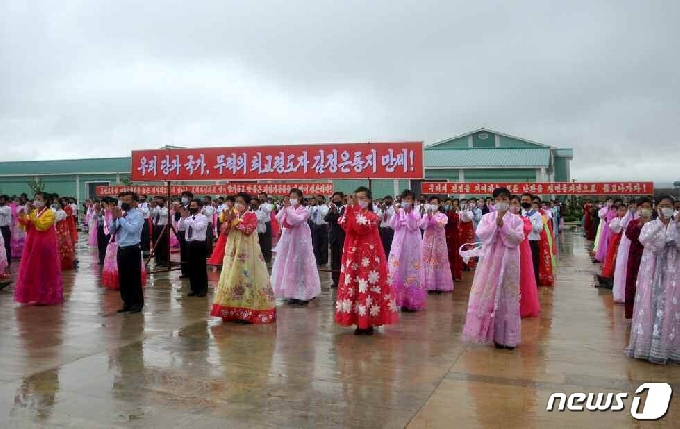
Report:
117,200,123,207
358,201,369,209
289,198,298,206
659,207,674,218
509,206,520,214
33,200,45,208
181,197,189,204
638,208,653,219
495,202,509,212
401,202,411,209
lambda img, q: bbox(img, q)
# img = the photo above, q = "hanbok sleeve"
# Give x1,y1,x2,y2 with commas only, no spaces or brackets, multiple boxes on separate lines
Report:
405,211,421,232
609,217,623,234
347,210,379,236
625,221,642,242
460,210,473,222
32,209,56,232
500,215,526,248
284,206,310,227
235,212,258,236
639,221,667,253
419,212,430,229
431,212,448,230
55,210,67,222
275,208,286,224
620,210,633,229
598,207,608,219
389,209,402,229
475,213,498,246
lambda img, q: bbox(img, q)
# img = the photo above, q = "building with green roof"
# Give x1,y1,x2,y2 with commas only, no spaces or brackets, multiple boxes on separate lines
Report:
0,128,572,200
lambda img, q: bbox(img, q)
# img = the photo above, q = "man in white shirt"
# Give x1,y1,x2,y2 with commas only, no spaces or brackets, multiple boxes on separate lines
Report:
202,196,216,255
250,197,271,262
152,196,170,267
377,195,396,255
308,196,329,266
138,195,151,253
175,191,193,278
178,198,209,297
257,192,274,263
521,193,544,284
0,195,12,268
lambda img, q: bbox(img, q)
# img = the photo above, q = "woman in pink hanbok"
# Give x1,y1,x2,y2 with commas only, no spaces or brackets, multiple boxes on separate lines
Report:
271,189,321,305
594,199,617,262
387,190,424,312
420,196,454,294
612,203,638,302
510,196,540,318
462,188,525,350
625,195,680,364
10,201,26,258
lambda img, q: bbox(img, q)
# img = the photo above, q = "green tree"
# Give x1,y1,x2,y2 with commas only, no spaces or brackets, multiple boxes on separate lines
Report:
27,178,46,194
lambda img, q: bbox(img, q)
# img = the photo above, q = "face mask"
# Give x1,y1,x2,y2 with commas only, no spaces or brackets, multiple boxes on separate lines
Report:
638,208,652,219
444,205,450,211
189,207,199,214
469,204,476,208
402,202,411,209
422,204,430,211
181,197,189,204
509,206,520,214
289,199,298,206
521,202,532,210
34,200,45,208
358,201,369,209
495,202,509,212
333,201,342,206
117,200,122,208
659,207,674,218
460,203,467,209
121,203,131,212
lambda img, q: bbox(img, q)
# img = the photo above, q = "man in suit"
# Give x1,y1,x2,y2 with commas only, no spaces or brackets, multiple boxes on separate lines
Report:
324,192,345,288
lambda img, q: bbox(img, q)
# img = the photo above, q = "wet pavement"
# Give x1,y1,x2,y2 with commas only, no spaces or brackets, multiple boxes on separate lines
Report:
0,229,679,428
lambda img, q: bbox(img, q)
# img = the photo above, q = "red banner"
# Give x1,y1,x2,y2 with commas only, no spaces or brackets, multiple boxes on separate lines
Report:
95,183,334,197
421,182,655,195
130,142,423,181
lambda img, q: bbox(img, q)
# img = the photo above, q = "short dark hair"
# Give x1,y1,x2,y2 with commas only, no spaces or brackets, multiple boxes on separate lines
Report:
510,195,521,202
657,194,675,205
332,191,344,198
354,186,372,199
289,188,303,199
384,195,393,200
492,187,511,199
190,198,203,207
636,196,652,206
236,192,252,205
120,191,140,202
401,189,414,199
225,196,235,203
0,195,9,201
203,196,212,202
155,195,167,202
181,191,194,198
533,196,542,203
521,193,533,199
428,195,440,203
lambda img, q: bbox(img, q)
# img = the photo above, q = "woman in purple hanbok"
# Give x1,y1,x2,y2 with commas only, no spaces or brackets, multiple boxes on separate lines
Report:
387,190,424,311
462,187,525,350
613,203,639,303
594,199,617,263
271,188,321,305
421,196,454,294
625,196,680,364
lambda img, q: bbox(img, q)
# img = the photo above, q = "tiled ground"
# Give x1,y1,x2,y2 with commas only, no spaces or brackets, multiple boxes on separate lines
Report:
0,230,678,428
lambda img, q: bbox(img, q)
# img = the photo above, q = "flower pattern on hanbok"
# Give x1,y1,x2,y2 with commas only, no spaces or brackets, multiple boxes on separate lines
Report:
538,211,554,286
421,212,454,292
271,205,321,301
462,212,524,347
55,210,75,271
334,205,398,328
625,219,680,364
387,208,425,310
519,216,540,318
211,211,276,323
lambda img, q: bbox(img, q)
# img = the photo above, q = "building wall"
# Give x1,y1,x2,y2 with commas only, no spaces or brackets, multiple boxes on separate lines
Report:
554,157,569,182
424,169,460,180
472,132,495,148
498,135,541,148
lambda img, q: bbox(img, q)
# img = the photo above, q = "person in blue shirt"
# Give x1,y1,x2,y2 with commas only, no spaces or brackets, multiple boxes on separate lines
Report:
111,191,145,314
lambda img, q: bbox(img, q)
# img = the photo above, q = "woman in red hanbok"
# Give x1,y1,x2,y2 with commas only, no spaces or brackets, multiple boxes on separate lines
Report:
335,187,399,335
583,201,593,238
444,199,462,281
624,198,653,319
54,203,75,271
535,202,554,287
510,196,540,318
14,192,63,306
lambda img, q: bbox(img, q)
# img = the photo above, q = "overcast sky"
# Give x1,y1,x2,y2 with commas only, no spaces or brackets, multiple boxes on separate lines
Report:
1,1,679,182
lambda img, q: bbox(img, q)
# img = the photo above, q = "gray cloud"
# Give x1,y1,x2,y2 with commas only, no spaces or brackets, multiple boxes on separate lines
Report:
1,0,679,181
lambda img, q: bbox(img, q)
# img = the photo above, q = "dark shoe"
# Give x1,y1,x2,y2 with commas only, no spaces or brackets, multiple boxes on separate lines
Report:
494,342,504,349
505,346,515,351
288,299,300,305
197,292,207,298
365,327,374,336
187,292,197,297
401,306,417,313
128,306,143,314
179,275,189,279
117,308,131,314
428,291,437,295
298,300,309,306
354,328,363,335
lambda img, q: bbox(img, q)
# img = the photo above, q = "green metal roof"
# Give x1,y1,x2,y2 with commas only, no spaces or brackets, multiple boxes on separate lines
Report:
425,148,551,168
0,157,131,176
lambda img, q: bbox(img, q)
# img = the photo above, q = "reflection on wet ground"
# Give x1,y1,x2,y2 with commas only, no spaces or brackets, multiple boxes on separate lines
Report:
0,230,679,428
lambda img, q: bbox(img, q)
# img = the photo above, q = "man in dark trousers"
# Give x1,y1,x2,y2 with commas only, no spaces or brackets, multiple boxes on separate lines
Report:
178,198,209,297
151,196,170,267
175,191,193,278
0,195,12,270
110,192,145,313
257,192,273,263
96,198,112,266
324,192,345,288
309,195,329,266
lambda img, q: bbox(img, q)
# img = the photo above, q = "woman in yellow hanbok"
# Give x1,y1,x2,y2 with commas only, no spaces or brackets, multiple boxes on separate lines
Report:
210,193,276,324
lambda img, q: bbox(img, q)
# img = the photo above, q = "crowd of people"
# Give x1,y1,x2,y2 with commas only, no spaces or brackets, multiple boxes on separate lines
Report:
1,186,677,364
